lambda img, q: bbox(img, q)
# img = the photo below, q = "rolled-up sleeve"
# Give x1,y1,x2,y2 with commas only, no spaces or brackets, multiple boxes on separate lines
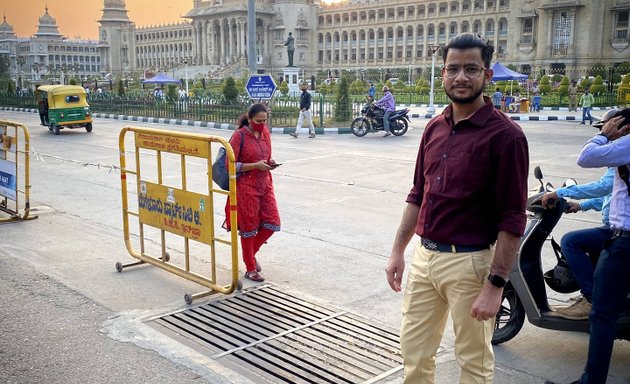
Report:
495,135,529,236
578,135,630,168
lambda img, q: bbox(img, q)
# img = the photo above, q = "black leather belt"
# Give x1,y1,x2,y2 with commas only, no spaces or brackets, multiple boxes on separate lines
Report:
421,238,490,253
613,229,630,238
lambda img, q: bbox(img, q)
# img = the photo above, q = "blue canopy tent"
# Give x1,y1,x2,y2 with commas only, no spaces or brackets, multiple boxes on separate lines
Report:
491,62,529,97
142,73,181,86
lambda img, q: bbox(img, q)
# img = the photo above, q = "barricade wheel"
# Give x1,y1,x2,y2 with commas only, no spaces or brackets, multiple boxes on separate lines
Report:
184,293,193,305
237,280,243,290
85,123,93,133
115,262,123,273
163,252,170,262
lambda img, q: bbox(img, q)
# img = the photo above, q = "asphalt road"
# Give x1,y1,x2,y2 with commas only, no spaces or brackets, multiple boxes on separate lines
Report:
0,109,628,383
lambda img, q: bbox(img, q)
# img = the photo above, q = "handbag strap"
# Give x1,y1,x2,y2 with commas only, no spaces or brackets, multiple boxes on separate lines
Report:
229,130,245,172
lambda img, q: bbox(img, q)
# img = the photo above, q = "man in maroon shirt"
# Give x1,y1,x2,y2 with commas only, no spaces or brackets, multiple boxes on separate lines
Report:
385,33,529,383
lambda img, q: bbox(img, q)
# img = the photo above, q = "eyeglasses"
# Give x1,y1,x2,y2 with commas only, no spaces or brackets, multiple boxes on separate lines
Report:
442,65,487,79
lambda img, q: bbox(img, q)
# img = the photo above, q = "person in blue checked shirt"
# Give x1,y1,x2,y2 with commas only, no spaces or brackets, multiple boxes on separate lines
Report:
541,168,614,320
546,107,630,384
375,85,395,137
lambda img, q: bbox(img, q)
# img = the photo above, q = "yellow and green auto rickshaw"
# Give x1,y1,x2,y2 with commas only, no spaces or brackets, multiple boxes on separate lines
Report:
35,85,93,135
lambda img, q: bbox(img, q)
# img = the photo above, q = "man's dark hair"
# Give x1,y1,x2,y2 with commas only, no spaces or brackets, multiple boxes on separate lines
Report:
442,33,494,68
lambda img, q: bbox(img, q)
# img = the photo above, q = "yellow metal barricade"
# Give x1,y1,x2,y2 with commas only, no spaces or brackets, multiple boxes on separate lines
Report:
0,120,37,223
117,126,239,304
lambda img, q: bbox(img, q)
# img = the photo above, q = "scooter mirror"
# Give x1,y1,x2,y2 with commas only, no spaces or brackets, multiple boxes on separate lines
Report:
534,166,544,192
545,181,555,192
563,178,578,187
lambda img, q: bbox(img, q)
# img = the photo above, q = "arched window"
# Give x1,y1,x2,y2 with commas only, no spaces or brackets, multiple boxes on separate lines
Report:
417,25,424,37
498,18,508,34
473,20,482,34
485,19,495,35
449,22,458,36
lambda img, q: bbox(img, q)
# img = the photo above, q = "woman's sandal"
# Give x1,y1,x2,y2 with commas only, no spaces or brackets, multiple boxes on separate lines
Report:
245,270,265,282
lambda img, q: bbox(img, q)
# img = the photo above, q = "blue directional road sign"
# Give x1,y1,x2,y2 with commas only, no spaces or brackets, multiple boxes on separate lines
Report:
245,74,277,100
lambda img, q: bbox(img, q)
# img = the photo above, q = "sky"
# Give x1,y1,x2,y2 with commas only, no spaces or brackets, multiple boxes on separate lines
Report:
3,1,347,40
1,0,193,40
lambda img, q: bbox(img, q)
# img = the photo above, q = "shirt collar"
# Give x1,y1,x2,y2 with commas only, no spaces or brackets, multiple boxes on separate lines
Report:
442,96,494,128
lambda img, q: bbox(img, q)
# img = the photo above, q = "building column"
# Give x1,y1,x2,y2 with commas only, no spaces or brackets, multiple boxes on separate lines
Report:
363,30,370,61
206,19,214,64
238,18,245,59
201,21,208,65
383,28,388,63
210,21,217,64
413,26,418,65
220,19,227,65
402,27,407,63
228,19,235,62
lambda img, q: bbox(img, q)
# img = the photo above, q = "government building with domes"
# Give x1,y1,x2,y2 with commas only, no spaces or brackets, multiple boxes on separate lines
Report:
1,0,628,85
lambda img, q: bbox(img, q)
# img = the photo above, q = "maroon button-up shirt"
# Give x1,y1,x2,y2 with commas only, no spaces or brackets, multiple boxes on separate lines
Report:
406,97,529,246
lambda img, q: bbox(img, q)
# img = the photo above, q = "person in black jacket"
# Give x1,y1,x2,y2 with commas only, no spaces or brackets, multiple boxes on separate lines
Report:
290,83,316,139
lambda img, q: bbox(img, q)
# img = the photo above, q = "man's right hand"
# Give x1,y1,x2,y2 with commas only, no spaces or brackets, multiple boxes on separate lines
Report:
385,254,405,293
565,201,582,213
541,191,559,208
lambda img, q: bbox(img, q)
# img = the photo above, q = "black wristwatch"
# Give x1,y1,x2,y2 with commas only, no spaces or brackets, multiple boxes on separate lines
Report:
487,274,507,288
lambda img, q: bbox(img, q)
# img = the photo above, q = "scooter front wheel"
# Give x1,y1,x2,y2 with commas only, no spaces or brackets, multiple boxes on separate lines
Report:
492,282,525,345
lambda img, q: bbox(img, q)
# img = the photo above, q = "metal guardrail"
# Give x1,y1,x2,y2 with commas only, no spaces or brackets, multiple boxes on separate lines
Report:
0,119,37,223
117,126,240,304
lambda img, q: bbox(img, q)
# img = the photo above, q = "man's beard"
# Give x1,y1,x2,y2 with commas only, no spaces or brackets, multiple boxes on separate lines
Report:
445,83,485,104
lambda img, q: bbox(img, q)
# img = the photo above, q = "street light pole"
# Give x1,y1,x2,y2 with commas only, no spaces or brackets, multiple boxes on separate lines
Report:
427,44,440,115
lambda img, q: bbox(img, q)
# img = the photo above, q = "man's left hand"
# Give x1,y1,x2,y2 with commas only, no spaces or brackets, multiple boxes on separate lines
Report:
470,284,503,321
601,116,630,141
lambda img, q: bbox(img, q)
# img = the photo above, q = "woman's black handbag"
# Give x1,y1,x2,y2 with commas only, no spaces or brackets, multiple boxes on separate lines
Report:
212,131,244,191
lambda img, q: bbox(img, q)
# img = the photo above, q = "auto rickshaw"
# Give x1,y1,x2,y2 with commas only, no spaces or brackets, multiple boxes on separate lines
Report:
35,85,93,135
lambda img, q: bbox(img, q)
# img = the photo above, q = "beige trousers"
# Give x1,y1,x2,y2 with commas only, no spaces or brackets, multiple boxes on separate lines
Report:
401,242,495,384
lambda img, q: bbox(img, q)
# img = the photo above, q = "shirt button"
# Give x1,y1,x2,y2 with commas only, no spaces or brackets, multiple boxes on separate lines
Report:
424,224,429,228
436,176,441,181
451,130,456,135
442,153,447,159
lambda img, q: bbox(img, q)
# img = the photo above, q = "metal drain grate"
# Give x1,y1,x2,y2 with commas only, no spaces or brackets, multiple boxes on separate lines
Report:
150,285,403,383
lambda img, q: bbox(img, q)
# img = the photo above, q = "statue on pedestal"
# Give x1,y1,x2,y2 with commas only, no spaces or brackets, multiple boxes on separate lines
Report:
283,32,295,67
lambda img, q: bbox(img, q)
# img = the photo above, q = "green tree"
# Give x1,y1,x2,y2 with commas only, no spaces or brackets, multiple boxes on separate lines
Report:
334,76,352,122
590,75,606,95
117,80,126,96
167,84,177,100
278,79,289,95
6,80,15,95
539,75,551,95
557,76,570,96
222,76,239,102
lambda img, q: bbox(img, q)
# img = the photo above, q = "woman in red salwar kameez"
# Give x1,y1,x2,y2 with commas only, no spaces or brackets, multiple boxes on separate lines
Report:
224,103,280,282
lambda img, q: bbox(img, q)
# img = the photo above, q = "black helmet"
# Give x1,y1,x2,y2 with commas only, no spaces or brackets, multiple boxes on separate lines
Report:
593,107,630,129
544,257,580,294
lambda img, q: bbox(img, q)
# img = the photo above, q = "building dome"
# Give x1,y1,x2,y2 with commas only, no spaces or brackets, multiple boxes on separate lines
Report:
0,15,14,33
99,0,131,24
34,6,62,39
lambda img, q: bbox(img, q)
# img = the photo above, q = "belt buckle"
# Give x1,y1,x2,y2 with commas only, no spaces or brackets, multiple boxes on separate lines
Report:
423,238,438,250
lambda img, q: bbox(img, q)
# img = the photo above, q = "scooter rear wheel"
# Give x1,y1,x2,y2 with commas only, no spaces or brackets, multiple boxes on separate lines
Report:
492,282,525,345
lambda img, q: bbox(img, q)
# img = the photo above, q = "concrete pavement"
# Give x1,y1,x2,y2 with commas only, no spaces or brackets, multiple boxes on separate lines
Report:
1,109,629,384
